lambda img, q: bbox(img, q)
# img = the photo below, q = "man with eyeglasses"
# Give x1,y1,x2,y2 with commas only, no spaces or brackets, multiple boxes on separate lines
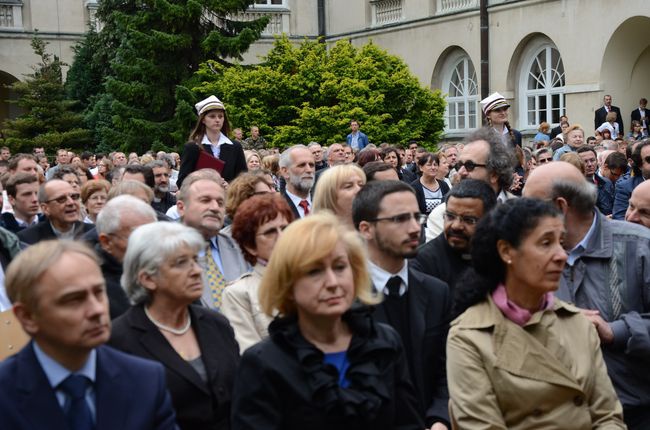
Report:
533,147,553,165
425,128,515,241
353,180,451,430
17,179,94,245
613,140,650,219
307,141,327,171
412,179,496,295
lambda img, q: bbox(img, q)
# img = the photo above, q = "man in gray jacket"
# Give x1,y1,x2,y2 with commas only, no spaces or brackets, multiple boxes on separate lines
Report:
524,161,650,430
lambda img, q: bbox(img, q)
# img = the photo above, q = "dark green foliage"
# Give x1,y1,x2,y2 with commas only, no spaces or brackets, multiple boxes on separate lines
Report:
192,36,446,150
2,36,92,153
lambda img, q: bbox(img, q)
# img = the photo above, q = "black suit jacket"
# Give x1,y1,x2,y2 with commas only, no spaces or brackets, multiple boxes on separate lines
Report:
594,105,624,134
550,125,562,139
177,141,247,187
410,234,472,295
281,189,302,219
0,342,178,430
631,107,649,129
17,220,95,245
372,266,450,427
109,304,240,430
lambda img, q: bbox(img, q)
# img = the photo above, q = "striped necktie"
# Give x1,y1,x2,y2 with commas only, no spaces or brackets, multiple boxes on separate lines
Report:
204,242,226,310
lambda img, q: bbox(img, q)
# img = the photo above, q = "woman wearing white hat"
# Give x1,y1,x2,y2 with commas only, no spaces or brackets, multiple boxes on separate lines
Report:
480,92,522,148
177,95,247,187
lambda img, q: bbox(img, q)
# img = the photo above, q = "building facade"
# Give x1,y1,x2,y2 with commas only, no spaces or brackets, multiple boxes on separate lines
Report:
1,0,649,141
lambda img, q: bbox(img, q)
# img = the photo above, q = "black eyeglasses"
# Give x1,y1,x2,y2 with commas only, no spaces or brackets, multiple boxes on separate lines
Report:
443,211,479,226
456,160,487,172
538,157,552,164
369,212,427,225
46,193,81,204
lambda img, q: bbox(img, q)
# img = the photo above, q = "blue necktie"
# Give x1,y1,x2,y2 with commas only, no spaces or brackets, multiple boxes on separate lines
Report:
59,374,94,430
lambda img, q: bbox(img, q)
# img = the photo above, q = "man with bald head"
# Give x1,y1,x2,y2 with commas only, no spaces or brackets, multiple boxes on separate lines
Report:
625,179,650,228
523,161,650,430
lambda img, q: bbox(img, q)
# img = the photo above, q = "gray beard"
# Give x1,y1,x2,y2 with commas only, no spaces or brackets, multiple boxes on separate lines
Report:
289,175,314,194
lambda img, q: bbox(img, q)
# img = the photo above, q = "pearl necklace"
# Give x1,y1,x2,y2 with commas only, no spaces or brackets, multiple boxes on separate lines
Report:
144,306,192,335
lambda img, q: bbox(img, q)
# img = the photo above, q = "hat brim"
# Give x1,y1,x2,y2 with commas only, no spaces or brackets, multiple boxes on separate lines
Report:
198,103,226,116
484,100,510,114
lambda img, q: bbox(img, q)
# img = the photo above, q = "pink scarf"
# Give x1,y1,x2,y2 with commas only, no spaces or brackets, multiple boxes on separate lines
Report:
492,284,554,326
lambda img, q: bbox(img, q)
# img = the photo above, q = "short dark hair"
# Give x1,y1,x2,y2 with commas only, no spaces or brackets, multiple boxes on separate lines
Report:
5,172,38,198
631,140,650,176
362,161,395,181
446,179,497,214
8,154,36,171
124,164,155,188
80,151,94,161
604,151,627,171
453,198,562,317
576,145,597,158
416,152,439,169
352,180,415,229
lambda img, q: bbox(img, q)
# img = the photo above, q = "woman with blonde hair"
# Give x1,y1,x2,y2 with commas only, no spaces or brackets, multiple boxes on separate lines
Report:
245,150,262,172
231,213,423,429
177,95,247,187
313,164,366,227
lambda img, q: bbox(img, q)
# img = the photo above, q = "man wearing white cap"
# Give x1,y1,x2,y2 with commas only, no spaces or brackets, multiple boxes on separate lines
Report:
177,95,247,187
480,92,522,148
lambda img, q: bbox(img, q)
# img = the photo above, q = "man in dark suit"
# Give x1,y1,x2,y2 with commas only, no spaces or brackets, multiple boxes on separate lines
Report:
550,115,568,139
411,179,496,295
0,240,178,429
17,179,94,245
594,94,624,134
279,145,315,219
353,180,450,430
631,98,648,137
3,172,42,233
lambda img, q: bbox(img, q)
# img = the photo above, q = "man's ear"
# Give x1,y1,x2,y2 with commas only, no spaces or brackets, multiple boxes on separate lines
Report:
176,200,185,217
554,197,569,216
13,303,39,336
357,220,374,240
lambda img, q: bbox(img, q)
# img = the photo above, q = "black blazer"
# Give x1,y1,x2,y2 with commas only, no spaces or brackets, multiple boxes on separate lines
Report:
17,220,94,245
109,304,240,430
594,105,624,134
372,267,451,427
231,306,424,430
177,141,247,187
631,108,649,129
410,233,472,294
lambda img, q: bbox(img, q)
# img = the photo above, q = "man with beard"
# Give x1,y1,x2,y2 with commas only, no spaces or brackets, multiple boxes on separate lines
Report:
411,179,496,294
177,169,249,311
353,180,451,430
147,160,176,213
279,145,315,219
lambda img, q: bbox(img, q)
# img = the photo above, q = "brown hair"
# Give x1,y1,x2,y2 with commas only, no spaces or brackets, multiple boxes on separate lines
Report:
188,109,232,145
81,179,111,205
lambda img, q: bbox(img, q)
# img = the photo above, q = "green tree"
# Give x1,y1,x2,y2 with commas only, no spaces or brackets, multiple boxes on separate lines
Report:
191,37,446,149
67,0,269,154
1,36,92,153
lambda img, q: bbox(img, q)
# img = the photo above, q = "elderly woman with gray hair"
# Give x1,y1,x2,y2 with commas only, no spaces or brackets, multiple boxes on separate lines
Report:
109,221,240,430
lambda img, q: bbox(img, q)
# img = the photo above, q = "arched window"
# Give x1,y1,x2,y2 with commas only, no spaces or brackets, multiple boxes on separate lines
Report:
445,56,479,132
521,45,565,127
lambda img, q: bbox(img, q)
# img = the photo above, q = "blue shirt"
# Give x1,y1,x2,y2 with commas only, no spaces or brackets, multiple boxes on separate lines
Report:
567,212,597,266
32,342,97,422
199,236,225,274
323,351,350,388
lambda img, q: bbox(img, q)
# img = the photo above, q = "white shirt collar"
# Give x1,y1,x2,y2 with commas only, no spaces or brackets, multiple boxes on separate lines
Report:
285,189,311,217
368,259,409,296
201,133,233,147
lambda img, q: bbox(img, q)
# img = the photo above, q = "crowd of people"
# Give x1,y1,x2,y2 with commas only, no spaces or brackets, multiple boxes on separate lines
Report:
0,92,649,429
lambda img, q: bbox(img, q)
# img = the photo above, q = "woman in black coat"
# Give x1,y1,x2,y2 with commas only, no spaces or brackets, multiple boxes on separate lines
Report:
410,152,450,217
231,213,423,430
177,95,247,187
109,222,240,430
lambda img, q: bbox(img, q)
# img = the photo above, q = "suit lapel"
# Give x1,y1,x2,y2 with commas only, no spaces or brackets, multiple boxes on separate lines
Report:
95,346,129,430
132,307,209,394
15,343,68,429
406,270,427,377
191,309,221,385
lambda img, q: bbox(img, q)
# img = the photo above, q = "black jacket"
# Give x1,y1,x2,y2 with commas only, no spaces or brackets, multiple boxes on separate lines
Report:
371,267,451,427
231,306,424,430
410,233,472,295
0,213,44,234
177,141,247,187
594,105,624,134
109,304,240,430
17,220,94,245
95,244,130,319
410,179,450,216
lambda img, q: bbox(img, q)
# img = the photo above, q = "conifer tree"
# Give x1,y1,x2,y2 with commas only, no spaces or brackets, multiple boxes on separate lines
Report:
2,36,92,153
69,0,268,154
